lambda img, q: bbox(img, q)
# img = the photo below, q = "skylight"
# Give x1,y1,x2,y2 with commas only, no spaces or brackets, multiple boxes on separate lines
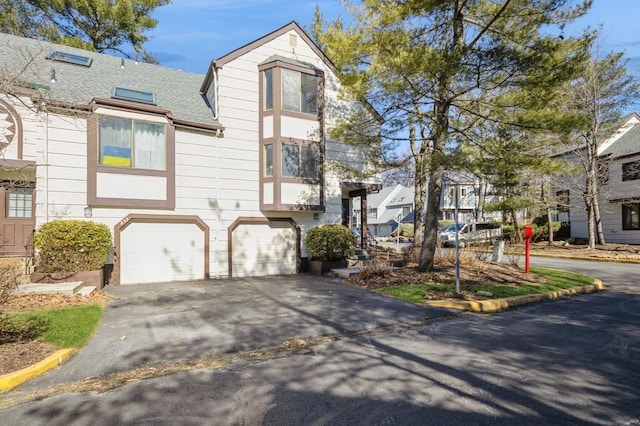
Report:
112,87,156,105
46,51,92,67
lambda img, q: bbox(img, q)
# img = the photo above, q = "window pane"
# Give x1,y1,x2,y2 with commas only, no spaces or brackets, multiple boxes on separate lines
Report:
99,116,132,167
264,69,273,111
622,161,640,181
6,188,32,218
300,145,319,178
205,81,216,115
133,121,166,170
623,204,640,230
282,69,300,112
301,73,318,114
282,143,300,177
264,144,273,177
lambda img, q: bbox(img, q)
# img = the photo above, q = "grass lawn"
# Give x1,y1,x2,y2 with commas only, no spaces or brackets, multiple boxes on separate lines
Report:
6,304,103,348
380,267,595,305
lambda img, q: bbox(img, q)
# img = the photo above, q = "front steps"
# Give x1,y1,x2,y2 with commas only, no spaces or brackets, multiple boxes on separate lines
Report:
15,281,96,296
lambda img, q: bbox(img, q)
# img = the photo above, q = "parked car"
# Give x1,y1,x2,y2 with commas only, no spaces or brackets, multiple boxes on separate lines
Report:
440,222,501,248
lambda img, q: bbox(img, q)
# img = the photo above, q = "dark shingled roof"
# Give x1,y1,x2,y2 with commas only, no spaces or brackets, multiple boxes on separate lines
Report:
600,121,640,159
0,33,219,127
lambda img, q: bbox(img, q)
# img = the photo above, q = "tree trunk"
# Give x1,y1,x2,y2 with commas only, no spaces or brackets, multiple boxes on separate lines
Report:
546,206,554,244
418,161,444,272
511,208,522,244
411,125,427,248
592,176,606,245
586,201,596,249
475,174,484,222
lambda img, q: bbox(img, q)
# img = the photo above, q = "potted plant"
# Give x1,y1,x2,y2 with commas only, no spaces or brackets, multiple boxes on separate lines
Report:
305,224,356,275
31,220,112,288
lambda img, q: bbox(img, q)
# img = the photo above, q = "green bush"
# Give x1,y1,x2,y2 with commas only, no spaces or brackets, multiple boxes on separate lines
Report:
502,222,561,242
0,314,50,343
393,223,414,238
305,224,356,261
33,220,112,273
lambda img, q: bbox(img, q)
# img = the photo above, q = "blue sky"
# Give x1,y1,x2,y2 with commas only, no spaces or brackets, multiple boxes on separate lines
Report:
145,0,640,77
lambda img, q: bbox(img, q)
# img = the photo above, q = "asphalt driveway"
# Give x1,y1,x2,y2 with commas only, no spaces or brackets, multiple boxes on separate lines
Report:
20,274,452,391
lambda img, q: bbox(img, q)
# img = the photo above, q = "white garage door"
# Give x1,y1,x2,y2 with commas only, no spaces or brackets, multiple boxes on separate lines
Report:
232,222,296,277
120,222,205,284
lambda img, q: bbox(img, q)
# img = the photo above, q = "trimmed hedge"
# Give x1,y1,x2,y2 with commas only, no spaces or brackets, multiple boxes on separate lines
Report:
305,224,356,261
33,220,112,273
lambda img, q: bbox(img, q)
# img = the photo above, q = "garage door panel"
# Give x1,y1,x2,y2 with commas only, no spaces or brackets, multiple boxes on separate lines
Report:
232,222,296,277
121,223,205,284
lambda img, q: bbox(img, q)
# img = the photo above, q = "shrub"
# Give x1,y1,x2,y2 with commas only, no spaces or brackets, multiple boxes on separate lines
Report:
0,258,22,314
0,314,50,343
33,220,112,273
305,224,356,261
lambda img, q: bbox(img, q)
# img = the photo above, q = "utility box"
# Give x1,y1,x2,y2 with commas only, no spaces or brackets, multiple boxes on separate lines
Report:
492,238,504,262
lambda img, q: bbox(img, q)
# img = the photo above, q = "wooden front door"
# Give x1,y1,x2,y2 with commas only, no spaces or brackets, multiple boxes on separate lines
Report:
0,187,35,257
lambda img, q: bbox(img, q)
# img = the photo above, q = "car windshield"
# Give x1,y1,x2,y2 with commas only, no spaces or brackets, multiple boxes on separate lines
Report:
444,223,464,232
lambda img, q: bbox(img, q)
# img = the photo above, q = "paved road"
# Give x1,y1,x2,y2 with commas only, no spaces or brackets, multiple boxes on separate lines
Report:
529,255,639,291
1,260,638,425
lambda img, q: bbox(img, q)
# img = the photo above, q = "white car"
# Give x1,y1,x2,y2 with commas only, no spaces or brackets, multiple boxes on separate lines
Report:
440,222,501,248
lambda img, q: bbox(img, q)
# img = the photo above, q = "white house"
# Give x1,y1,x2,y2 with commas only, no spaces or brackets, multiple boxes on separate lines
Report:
0,22,381,284
556,114,640,244
441,171,501,223
365,185,414,237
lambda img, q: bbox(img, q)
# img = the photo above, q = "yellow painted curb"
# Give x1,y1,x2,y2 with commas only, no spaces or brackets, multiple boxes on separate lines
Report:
425,279,604,313
0,348,75,391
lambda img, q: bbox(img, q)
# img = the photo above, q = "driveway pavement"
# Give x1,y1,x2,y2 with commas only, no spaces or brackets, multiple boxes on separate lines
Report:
20,274,452,391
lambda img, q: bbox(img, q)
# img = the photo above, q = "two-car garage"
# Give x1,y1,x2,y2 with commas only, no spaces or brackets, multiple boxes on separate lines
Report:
114,215,299,284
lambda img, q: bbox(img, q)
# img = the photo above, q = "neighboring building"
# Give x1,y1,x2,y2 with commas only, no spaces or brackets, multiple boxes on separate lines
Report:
555,113,640,244
440,171,500,223
366,185,414,236
0,22,380,284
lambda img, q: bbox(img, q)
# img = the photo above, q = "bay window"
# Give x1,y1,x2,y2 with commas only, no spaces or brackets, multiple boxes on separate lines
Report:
264,69,273,111
282,143,319,179
282,69,318,115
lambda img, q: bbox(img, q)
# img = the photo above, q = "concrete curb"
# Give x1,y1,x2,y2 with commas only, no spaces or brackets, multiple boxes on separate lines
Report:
0,348,75,391
425,279,604,313
506,251,640,264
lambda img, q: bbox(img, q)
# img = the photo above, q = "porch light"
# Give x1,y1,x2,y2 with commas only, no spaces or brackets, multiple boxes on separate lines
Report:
49,69,57,84
84,206,92,218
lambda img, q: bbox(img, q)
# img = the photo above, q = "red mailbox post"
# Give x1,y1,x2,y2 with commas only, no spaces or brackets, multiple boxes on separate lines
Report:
524,225,533,274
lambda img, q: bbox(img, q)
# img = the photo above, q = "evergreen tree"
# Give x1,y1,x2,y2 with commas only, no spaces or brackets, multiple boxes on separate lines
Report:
0,0,170,62
315,0,593,271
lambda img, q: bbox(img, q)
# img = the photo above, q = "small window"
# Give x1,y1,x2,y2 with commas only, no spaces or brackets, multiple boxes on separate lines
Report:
367,207,377,218
6,188,33,218
204,81,216,117
263,69,273,111
282,69,318,114
47,51,92,67
622,160,640,181
622,203,640,230
264,144,273,177
282,143,319,179
460,188,467,196
99,116,166,170
112,87,156,105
